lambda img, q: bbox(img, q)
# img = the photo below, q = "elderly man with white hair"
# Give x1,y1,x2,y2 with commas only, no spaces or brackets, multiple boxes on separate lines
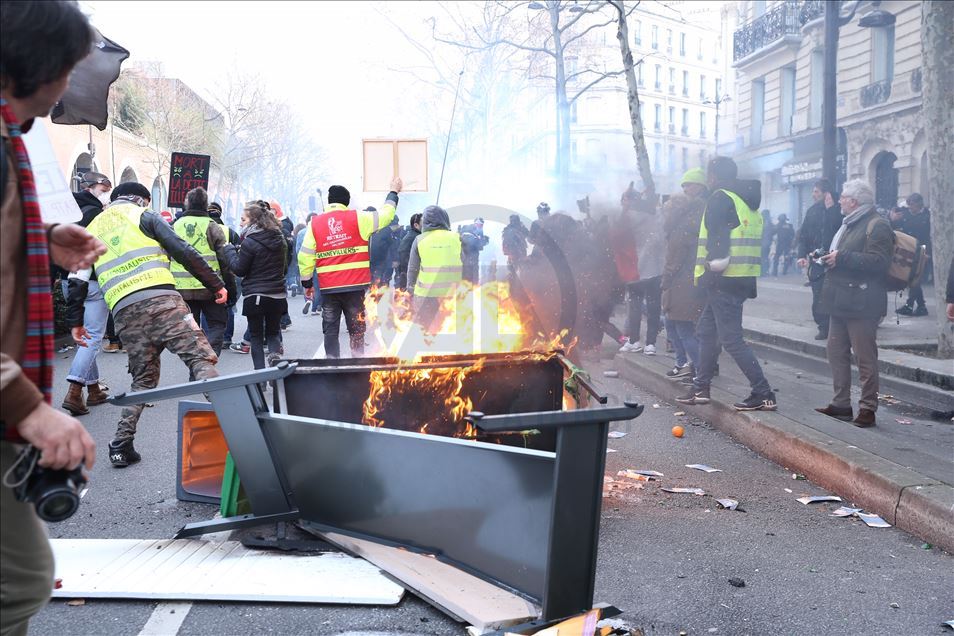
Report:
814,179,894,427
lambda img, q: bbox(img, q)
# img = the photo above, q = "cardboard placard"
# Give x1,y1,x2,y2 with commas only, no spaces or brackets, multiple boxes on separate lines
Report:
169,152,211,208
362,139,428,192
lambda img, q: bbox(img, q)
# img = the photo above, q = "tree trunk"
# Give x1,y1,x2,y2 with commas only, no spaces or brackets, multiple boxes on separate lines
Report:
611,0,655,194
921,0,954,357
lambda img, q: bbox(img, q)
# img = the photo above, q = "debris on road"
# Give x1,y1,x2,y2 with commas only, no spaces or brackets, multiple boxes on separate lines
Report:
672,425,685,438
606,448,618,453
715,498,743,511
608,431,627,438
66,599,85,607
895,418,913,425
857,513,891,528
673,411,686,416
652,404,660,408
603,475,644,499
617,469,655,482
889,602,900,609
629,470,664,478
603,370,619,378
686,464,722,473
662,487,706,495
792,473,807,480
796,495,842,505
830,507,863,517
727,578,745,588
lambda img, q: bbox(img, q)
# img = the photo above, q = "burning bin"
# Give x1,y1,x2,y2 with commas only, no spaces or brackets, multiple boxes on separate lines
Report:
114,351,643,626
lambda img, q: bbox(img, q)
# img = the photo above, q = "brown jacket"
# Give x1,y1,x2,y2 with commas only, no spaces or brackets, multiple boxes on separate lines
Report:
661,195,705,322
820,205,894,320
1,118,46,430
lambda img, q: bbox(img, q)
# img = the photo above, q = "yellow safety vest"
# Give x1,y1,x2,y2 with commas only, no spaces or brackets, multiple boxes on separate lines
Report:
694,189,763,282
171,215,220,290
415,230,463,297
86,202,174,310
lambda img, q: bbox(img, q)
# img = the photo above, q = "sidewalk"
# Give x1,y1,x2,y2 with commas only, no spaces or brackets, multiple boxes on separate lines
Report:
611,341,954,554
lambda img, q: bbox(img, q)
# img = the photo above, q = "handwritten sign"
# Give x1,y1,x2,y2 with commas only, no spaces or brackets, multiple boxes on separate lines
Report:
362,139,428,192
168,152,211,208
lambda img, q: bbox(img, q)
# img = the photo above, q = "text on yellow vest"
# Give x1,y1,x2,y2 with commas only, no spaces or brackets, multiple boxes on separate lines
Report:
171,216,220,289
694,189,763,282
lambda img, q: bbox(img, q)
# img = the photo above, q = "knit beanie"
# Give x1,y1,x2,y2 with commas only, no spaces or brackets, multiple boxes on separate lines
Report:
328,185,350,206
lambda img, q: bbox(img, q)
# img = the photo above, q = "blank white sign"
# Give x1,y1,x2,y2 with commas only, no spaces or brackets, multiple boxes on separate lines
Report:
363,139,428,192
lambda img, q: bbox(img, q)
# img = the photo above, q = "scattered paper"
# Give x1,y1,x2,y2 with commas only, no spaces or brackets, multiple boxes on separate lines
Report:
784,488,793,493
606,448,617,453
895,418,913,425
687,464,722,473
663,487,706,495
797,495,842,505
830,506,863,517
652,404,660,409
603,371,619,378
943,619,954,629
617,469,653,482
716,498,742,511
608,431,627,439
792,473,807,480
602,475,643,498
673,411,686,416
66,599,85,607
629,469,664,477
858,512,891,528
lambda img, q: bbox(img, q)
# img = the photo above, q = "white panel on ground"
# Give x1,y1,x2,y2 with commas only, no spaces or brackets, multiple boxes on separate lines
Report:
51,539,404,604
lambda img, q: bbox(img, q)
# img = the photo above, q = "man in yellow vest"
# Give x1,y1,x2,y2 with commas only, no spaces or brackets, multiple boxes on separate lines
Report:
676,157,777,411
68,182,227,467
298,177,402,357
171,187,233,355
406,205,463,332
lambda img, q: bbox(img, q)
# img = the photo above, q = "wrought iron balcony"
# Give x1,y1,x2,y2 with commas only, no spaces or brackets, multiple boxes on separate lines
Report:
859,79,892,108
734,1,824,63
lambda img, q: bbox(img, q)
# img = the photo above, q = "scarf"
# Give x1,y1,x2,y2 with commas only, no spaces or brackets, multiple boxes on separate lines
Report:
830,203,873,252
1,99,54,442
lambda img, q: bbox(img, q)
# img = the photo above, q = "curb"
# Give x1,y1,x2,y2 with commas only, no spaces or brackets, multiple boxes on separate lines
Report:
615,354,954,554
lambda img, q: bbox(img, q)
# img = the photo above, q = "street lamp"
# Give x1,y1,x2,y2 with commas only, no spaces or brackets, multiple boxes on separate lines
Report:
703,93,731,151
822,1,895,190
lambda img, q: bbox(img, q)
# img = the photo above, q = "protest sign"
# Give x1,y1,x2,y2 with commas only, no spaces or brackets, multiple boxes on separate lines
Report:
362,139,427,192
22,119,82,224
168,152,211,208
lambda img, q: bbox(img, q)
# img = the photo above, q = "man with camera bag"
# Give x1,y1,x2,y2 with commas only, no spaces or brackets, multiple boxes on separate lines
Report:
1,3,103,634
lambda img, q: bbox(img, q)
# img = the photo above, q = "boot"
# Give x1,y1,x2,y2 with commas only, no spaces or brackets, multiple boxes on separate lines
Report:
108,439,141,467
61,382,89,415
86,382,110,406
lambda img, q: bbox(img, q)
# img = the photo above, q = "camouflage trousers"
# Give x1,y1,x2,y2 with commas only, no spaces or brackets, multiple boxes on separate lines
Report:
113,294,219,442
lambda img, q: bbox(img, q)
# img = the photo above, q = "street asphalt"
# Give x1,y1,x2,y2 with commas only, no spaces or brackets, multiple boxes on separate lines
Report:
30,298,954,635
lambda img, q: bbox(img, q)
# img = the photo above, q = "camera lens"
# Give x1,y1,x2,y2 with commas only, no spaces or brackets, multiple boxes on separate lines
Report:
35,488,80,523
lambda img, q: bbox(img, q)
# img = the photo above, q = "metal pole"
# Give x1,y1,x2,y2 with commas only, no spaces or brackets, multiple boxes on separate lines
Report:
436,69,464,206
822,0,840,188
715,99,720,153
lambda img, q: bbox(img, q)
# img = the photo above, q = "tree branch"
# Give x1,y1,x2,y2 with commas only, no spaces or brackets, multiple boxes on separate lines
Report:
568,69,625,103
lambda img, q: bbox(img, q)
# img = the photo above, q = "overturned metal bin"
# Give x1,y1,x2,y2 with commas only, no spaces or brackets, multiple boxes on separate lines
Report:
111,352,643,626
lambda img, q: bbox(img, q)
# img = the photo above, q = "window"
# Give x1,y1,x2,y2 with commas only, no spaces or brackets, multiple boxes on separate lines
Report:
651,25,658,50
666,28,673,53
571,140,578,165
872,25,895,83
637,62,644,86
654,104,662,131
634,19,642,46
780,66,795,136
570,101,578,124
668,67,675,94
699,149,706,167
683,70,689,96
668,106,675,133
753,0,766,17
653,142,662,171
639,102,644,124
679,32,686,56
654,64,661,90
751,78,765,144
700,111,707,138
715,77,722,98
809,49,824,128
681,108,689,135
682,146,689,171
700,74,707,100
667,144,675,171
697,37,704,61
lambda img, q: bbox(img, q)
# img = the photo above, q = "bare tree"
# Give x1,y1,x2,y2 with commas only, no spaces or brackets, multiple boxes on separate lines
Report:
607,0,653,194
921,0,954,357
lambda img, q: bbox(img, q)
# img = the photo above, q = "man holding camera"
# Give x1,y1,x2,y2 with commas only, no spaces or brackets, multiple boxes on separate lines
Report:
2,2,103,634
796,179,842,340
814,180,894,427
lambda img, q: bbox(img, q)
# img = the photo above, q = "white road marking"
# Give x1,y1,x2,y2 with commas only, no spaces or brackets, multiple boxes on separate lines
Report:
137,601,192,636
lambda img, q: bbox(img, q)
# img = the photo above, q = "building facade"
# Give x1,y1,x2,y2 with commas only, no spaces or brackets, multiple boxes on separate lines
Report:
730,0,926,228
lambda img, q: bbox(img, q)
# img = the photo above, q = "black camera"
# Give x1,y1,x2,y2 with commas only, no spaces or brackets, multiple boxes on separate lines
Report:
811,248,830,266
11,446,88,522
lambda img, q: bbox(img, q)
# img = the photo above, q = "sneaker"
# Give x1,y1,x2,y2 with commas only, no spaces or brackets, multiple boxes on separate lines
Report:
301,300,312,315
229,343,250,354
618,341,643,353
895,305,914,316
102,342,122,353
108,439,141,468
912,305,928,317
266,353,281,367
666,364,693,379
814,329,828,341
675,387,710,405
679,375,695,386
733,392,778,411
643,344,657,356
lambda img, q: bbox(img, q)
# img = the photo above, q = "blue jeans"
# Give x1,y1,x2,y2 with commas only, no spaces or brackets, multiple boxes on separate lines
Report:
665,317,699,369
66,279,108,385
694,288,771,396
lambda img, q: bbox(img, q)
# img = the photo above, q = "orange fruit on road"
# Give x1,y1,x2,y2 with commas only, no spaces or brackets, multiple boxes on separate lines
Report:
672,425,685,438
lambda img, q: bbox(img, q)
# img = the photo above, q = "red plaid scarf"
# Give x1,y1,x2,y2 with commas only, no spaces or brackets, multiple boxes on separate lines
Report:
1,100,54,442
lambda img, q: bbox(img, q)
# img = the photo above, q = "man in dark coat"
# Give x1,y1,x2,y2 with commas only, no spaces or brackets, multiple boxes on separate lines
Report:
772,214,795,276
502,214,529,271
796,178,842,339
396,213,421,290
370,214,402,287
815,179,894,428
73,171,112,227
458,217,489,284
891,193,932,316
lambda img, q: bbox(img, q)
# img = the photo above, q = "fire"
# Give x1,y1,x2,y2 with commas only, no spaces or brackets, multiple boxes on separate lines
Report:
359,281,571,439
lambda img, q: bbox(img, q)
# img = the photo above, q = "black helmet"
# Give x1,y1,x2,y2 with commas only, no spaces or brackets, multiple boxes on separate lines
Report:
536,202,550,216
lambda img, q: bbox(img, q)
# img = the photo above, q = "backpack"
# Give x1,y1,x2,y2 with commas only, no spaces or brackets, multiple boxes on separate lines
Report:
866,216,928,292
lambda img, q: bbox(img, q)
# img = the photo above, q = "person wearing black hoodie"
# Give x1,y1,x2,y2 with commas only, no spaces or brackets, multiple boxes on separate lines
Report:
676,156,776,412
396,213,422,290
221,201,289,370
796,179,842,339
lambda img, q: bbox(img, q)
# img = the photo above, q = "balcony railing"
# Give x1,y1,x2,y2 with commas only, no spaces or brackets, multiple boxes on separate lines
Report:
860,79,892,108
733,1,823,62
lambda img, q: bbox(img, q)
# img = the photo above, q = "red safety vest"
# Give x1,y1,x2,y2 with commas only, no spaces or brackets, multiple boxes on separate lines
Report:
311,209,372,292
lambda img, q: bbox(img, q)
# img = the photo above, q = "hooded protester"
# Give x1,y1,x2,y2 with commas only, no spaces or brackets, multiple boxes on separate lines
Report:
619,183,667,356
369,212,402,287
396,212,422,290
407,205,462,331
676,156,776,412
772,213,795,276
74,171,112,227
458,217,489,284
